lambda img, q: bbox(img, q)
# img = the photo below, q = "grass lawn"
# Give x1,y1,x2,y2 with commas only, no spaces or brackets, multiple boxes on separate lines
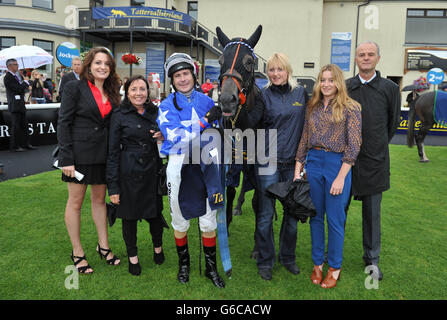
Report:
0,144,446,300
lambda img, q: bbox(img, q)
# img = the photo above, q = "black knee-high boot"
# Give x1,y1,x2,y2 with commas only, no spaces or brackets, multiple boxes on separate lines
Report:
176,243,190,283
203,245,225,288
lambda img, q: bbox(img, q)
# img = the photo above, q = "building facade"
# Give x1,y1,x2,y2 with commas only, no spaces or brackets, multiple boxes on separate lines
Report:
1,0,446,99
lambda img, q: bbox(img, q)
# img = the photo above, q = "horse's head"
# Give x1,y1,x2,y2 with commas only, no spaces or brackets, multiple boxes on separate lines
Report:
216,25,262,118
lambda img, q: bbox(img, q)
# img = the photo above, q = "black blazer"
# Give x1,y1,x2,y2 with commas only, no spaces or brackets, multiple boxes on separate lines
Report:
57,79,116,167
58,72,78,100
3,72,29,113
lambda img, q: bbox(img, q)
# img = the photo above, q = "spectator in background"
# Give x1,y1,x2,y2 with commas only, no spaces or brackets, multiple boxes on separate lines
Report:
207,80,219,105
30,70,47,104
58,56,82,101
201,78,213,94
120,76,129,101
0,73,7,105
147,74,160,101
3,59,36,152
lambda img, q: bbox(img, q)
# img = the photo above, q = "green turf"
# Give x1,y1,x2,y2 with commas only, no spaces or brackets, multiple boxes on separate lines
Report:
0,144,446,300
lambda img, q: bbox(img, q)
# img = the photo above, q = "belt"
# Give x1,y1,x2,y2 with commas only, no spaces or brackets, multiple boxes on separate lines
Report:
312,145,330,152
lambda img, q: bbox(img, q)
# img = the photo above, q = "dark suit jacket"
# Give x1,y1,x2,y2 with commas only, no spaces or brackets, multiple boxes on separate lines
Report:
3,72,29,113
58,72,78,100
57,79,116,167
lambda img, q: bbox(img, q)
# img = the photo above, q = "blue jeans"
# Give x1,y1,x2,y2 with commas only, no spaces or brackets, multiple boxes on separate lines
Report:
255,162,299,269
306,149,351,269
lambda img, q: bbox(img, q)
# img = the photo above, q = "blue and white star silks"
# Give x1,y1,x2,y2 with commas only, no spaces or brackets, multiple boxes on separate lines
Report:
157,90,215,156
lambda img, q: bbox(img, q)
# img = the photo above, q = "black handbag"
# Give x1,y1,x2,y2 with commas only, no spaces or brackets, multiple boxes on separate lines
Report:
157,162,168,196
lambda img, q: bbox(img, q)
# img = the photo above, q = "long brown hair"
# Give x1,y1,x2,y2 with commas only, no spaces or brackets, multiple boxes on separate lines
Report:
80,47,121,106
307,64,361,122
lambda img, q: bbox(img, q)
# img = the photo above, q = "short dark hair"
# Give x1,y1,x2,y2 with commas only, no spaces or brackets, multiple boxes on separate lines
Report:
6,58,17,66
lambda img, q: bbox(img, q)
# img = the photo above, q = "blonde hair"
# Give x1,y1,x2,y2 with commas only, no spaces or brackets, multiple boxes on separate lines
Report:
265,52,297,89
31,69,43,88
308,64,361,122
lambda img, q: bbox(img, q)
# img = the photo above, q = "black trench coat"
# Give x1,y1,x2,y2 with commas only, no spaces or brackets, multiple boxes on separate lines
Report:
346,71,401,197
106,102,163,220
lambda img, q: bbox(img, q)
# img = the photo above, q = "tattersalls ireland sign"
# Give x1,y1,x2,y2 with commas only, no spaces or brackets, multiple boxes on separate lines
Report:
92,7,192,26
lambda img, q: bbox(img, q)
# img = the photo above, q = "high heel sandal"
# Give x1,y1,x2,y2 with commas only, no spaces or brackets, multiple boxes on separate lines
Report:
96,244,120,265
311,265,323,285
71,252,93,274
321,267,341,289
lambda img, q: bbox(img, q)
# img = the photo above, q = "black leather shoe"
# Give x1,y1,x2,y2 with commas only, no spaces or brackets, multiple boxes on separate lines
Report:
283,263,300,275
26,144,37,150
258,268,272,281
154,249,165,265
128,258,141,276
366,263,383,281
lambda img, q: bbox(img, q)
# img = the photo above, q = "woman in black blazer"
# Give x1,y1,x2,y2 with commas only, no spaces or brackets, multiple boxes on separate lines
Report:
57,47,122,274
107,75,167,276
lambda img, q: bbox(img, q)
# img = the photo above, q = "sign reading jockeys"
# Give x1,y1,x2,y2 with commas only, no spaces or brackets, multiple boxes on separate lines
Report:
92,7,192,26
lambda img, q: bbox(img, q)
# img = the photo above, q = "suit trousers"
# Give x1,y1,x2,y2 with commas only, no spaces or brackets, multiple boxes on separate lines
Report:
9,112,29,150
122,217,164,257
361,193,382,265
306,149,351,269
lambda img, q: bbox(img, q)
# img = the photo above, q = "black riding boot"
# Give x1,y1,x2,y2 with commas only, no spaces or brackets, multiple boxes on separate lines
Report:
176,244,190,283
203,245,225,288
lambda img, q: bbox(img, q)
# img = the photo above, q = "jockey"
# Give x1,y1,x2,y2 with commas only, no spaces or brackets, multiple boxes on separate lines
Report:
157,52,225,288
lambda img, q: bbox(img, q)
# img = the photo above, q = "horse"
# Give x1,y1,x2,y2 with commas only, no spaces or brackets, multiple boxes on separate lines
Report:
216,25,264,258
407,90,437,162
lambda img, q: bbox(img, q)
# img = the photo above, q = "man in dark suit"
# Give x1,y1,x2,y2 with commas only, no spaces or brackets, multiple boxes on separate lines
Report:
346,41,401,281
3,58,36,152
58,56,81,101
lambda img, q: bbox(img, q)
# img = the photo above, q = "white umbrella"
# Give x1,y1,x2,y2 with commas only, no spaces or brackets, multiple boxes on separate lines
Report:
0,45,53,70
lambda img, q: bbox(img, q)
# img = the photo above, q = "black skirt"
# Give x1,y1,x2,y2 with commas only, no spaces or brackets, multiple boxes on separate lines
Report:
61,164,107,185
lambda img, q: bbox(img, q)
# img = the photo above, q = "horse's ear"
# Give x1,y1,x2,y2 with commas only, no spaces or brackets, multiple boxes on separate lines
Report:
247,25,262,49
216,26,230,47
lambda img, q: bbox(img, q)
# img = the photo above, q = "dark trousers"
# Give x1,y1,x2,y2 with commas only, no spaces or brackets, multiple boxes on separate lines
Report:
122,217,164,257
9,112,29,150
255,162,298,269
361,193,382,265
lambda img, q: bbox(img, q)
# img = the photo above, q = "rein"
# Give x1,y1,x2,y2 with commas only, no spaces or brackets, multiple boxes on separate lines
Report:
220,39,253,129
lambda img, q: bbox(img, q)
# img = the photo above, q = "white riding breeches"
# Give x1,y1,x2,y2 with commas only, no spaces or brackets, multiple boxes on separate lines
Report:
166,153,217,233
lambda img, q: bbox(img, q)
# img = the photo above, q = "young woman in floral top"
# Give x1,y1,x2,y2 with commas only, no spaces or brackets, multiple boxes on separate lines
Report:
294,64,362,289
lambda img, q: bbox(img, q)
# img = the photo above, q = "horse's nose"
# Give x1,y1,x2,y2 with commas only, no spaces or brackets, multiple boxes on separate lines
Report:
220,91,238,108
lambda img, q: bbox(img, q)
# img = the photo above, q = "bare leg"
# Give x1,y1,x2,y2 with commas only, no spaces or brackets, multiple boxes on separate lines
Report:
65,182,92,272
91,184,120,264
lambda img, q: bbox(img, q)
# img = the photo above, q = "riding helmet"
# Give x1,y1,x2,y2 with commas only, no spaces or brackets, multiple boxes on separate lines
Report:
165,52,196,78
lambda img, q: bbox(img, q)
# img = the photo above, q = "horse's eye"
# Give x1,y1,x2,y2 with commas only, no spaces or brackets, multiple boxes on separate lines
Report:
218,55,224,66
242,55,254,72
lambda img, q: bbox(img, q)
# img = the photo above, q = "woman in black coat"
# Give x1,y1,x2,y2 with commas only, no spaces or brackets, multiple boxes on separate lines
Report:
57,47,122,274
106,75,167,276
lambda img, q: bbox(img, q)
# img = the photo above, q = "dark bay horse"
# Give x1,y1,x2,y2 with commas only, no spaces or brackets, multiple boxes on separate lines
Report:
407,91,437,162
216,25,264,258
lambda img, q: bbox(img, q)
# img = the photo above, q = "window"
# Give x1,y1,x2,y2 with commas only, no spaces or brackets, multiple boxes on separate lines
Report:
131,0,145,6
32,0,52,10
0,37,15,50
0,0,15,4
406,9,447,44
187,1,198,20
33,39,53,75
90,0,103,7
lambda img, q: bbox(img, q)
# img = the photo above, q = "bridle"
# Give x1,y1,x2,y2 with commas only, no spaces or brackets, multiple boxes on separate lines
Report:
219,39,256,128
